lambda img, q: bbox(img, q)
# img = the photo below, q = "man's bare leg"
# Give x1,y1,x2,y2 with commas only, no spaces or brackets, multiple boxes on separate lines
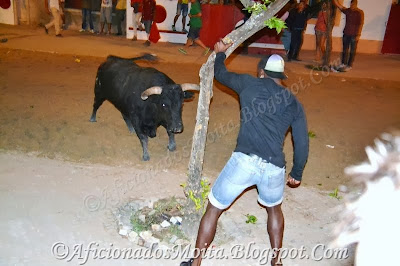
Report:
194,39,208,50
191,203,224,266
266,204,284,266
182,16,187,31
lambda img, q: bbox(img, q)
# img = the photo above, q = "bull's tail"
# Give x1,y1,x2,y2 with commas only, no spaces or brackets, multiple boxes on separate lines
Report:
107,53,158,62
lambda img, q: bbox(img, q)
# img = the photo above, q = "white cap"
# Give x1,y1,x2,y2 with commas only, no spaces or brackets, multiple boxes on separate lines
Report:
264,54,287,80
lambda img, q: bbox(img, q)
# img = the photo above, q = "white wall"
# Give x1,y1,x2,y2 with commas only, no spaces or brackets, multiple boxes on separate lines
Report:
0,0,16,25
305,0,392,41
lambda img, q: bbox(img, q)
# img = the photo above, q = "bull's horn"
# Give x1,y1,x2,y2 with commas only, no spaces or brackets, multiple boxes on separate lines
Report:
141,86,163,100
181,83,200,91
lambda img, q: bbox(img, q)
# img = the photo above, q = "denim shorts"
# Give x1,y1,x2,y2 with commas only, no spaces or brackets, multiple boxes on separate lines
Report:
176,3,188,17
208,152,285,209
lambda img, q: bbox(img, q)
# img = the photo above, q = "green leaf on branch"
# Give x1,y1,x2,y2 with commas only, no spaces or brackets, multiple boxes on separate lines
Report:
265,17,287,34
244,2,267,15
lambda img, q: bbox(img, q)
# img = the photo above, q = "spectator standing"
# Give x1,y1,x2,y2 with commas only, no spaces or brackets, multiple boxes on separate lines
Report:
178,0,209,55
333,0,364,70
131,0,144,41
286,1,321,61
141,0,156,46
115,0,127,35
286,2,308,61
44,0,62,37
172,0,189,33
314,2,327,62
100,0,113,35
279,0,296,56
80,0,95,33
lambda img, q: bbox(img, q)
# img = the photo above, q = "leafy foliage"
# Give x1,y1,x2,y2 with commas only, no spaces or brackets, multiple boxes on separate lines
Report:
183,178,211,213
329,188,342,200
244,0,287,34
245,214,258,224
265,17,287,34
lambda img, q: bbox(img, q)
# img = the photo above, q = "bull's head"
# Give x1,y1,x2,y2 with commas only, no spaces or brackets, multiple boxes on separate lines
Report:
141,84,199,133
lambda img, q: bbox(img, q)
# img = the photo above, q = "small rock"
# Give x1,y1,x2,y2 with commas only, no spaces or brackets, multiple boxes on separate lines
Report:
151,224,161,232
139,214,146,223
170,216,182,225
148,210,156,216
170,217,178,225
128,231,138,243
160,220,171,228
138,234,160,249
144,237,160,249
139,231,153,239
119,228,129,236
169,235,178,244
147,197,157,209
339,185,348,193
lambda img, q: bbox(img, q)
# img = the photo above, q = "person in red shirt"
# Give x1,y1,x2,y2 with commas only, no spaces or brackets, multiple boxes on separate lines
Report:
141,0,156,46
131,0,144,41
333,0,364,70
314,2,327,62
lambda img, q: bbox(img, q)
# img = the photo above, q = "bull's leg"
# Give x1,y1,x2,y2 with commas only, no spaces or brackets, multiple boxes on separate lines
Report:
167,131,176,151
122,114,135,134
90,97,105,122
138,134,150,161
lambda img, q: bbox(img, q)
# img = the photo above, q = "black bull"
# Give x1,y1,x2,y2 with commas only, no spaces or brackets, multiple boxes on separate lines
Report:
90,54,199,161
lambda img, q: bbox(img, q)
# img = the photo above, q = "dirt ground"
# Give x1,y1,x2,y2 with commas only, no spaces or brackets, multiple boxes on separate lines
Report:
1,48,399,190
0,45,399,266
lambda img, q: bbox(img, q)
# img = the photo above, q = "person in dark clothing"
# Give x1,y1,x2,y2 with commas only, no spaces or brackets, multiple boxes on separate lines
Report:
80,0,95,33
180,40,309,266
333,0,364,70
286,1,320,61
142,0,156,46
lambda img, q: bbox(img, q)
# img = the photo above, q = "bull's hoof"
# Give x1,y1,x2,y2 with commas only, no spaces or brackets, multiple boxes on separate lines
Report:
168,144,176,152
89,116,97,122
142,155,150,161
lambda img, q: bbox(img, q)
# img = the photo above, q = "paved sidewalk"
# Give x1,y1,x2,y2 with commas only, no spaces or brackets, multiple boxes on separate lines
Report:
1,24,400,82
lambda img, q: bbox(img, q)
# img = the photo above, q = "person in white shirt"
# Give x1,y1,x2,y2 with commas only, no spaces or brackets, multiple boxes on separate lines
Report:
44,0,62,37
100,0,113,35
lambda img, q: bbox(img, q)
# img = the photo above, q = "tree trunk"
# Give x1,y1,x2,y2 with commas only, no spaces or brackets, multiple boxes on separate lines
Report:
323,0,334,67
182,0,290,238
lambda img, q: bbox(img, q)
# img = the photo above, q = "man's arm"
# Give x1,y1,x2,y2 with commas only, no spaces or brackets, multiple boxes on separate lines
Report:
289,104,309,183
214,41,246,94
332,0,345,12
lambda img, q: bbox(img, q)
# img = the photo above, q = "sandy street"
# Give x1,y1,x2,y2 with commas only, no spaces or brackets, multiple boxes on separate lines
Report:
0,32,399,266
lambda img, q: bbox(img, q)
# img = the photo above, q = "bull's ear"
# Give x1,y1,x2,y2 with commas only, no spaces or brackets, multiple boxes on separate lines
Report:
141,86,163,100
183,91,195,99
